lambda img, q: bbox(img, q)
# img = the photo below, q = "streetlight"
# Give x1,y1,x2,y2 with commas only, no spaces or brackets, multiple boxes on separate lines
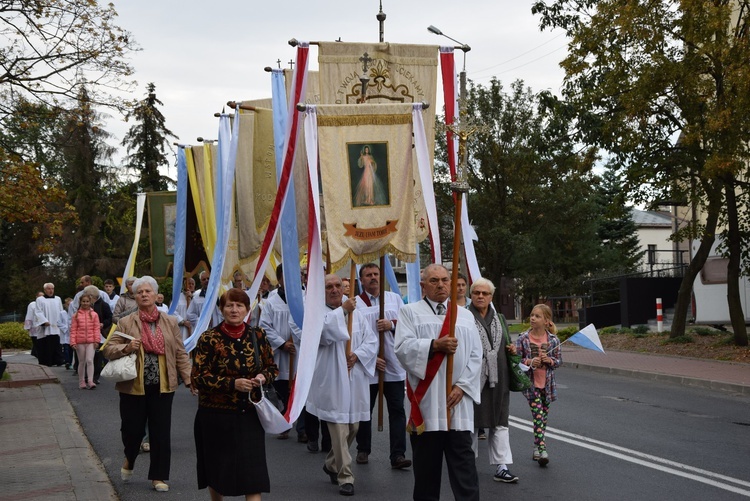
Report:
427,24,473,423
427,25,471,53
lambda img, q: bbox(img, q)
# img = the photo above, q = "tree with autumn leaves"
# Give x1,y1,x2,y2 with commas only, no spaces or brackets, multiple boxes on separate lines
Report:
532,0,750,345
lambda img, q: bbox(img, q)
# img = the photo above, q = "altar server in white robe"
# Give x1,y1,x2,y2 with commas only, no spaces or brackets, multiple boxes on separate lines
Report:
35,283,65,366
186,270,223,329
394,264,482,501
171,277,195,342
307,274,378,497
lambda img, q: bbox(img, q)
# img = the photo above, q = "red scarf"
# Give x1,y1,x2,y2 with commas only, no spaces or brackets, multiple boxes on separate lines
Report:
220,321,246,340
139,308,165,355
406,314,451,434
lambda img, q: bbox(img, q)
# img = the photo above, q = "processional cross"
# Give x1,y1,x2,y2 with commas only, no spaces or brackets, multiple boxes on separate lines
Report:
358,52,373,103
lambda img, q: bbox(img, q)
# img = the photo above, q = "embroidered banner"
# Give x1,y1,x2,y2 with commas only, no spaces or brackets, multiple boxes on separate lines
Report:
316,103,419,270
317,42,438,245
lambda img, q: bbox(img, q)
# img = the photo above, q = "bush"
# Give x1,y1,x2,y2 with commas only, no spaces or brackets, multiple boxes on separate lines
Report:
599,326,620,335
632,325,650,335
663,334,694,345
508,323,529,334
157,277,174,305
556,326,578,341
689,327,721,337
0,322,33,349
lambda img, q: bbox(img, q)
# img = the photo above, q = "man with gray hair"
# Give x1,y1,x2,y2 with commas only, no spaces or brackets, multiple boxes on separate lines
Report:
82,285,112,385
394,264,482,501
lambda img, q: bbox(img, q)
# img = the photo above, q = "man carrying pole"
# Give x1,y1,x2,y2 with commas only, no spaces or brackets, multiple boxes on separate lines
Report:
353,262,411,469
394,263,481,501
307,274,378,496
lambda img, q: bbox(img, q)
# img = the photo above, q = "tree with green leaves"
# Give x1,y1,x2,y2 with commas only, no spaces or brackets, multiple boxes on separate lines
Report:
595,163,644,275
532,0,750,345
55,86,119,278
436,78,602,313
121,83,178,192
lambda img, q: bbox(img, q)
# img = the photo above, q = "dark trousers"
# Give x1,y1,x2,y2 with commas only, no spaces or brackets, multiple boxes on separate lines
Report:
93,348,104,381
119,385,174,480
273,379,305,434
409,430,479,501
305,410,331,451
356,381,407,462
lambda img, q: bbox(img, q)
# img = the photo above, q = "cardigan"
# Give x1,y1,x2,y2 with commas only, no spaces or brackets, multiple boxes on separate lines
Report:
103,310,192,395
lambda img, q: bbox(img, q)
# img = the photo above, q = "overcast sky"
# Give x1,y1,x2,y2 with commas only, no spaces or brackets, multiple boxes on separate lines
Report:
107,0,569,169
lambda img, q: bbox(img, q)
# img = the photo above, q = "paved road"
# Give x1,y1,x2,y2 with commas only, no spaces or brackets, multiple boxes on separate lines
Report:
56,362,750,500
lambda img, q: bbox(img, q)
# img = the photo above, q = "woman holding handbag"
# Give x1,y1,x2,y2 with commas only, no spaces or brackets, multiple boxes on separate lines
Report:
467,277,519,483
191,288,278,500
102,275,194,493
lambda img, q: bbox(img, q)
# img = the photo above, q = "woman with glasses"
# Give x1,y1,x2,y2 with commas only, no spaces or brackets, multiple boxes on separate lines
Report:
468,278,519,483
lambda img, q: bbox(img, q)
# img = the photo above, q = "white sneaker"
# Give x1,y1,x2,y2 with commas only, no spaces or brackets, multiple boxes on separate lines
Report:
532,447,541,461
537,449,549,466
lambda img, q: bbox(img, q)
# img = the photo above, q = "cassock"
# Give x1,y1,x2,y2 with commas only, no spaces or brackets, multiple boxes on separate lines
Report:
34,295,65,366
306,306,378,424
171,292,192,342
394,299,482,432
35,295,63,337
259,289,301,381
186,289,223,332
355,290,406,383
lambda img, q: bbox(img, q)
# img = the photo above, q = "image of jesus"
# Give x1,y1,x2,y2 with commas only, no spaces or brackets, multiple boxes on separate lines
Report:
352,144,388,207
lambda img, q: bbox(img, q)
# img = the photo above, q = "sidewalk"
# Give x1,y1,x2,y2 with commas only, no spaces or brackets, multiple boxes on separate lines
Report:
562,346,750,395
0,348,748,500
0,352,117,501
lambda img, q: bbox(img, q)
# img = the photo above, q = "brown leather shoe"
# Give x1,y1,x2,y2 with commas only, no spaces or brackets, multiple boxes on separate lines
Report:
356,451,369,464
391,456,412,469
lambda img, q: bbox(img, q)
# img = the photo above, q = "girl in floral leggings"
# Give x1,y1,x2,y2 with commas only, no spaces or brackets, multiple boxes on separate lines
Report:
516,304,562,466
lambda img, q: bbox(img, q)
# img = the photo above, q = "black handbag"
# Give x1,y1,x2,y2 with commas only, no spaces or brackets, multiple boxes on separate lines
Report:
499,314,531,392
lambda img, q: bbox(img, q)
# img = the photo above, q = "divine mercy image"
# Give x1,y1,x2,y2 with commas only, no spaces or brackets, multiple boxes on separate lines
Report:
348,142,390,208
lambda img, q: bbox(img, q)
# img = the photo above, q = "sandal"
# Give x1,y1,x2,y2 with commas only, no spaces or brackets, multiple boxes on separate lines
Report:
152,481,169,492
121,459,133,482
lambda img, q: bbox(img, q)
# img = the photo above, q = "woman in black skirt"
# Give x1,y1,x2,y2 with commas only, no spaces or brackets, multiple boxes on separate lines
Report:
192,287,278,500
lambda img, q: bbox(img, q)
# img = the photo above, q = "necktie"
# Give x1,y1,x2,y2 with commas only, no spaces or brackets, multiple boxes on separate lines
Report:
436,303,446,315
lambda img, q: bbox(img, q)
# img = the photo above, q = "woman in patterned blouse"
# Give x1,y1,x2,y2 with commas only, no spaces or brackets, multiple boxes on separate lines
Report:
192,288,279,501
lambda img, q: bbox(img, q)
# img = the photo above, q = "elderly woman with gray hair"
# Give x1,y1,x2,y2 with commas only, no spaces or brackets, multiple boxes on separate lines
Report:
112,276,138,323
467,277,519,484
103,275,195,493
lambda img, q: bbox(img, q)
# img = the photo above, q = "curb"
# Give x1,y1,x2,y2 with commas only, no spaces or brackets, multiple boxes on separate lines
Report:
567,362,750,396
0,362,60,388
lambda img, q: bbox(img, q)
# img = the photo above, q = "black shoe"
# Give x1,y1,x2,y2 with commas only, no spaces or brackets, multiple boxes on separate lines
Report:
391,456,412,469
297,432,309,443
307,442,319,452
355,451,368,464
339,483,354,496
494,468,519,483
323,465,337,485
93,379,100,385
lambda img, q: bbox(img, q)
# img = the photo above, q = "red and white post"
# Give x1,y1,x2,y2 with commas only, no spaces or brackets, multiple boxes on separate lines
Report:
656,298,663,333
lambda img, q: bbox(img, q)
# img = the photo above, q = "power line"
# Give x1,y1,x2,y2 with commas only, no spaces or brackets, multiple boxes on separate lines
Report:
472,32,566,74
